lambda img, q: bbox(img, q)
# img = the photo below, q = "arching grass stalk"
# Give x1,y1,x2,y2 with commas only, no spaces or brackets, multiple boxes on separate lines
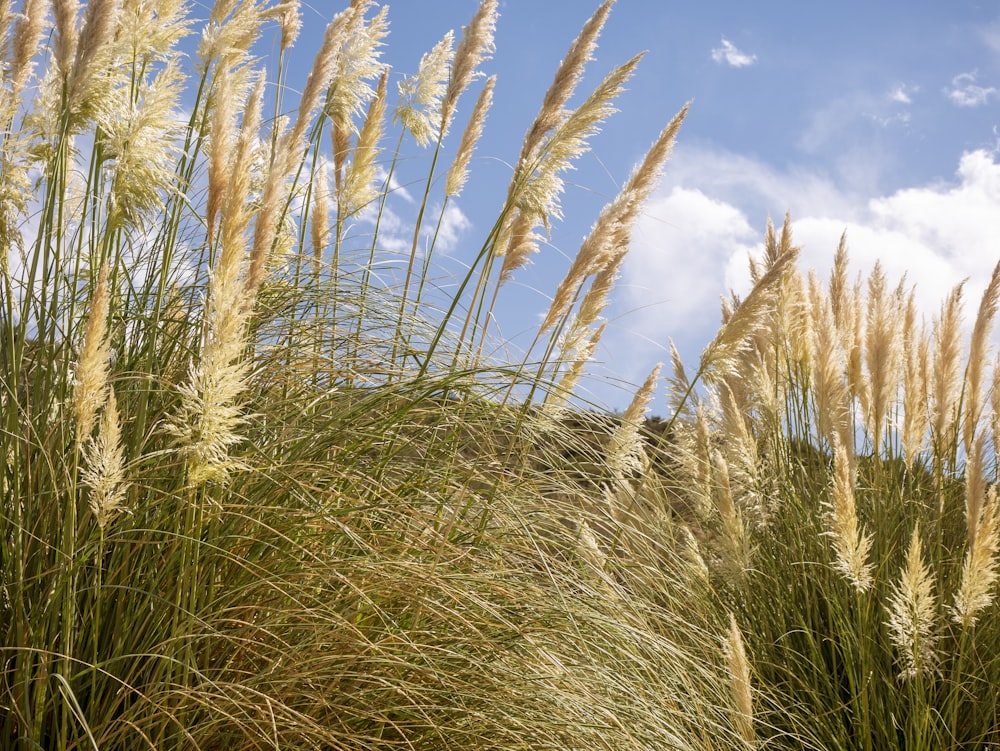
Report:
352,130,404,371
392,130,445,372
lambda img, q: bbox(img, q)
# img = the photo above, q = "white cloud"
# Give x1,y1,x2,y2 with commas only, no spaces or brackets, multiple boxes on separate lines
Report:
606,147,1000,392
710,38,757,68
428,202,471,254
888,84,915,105
945,71,997,107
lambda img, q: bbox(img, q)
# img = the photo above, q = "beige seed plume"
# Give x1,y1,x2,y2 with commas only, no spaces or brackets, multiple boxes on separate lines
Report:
52,0,80,80
445,75,496,197
699,243,799,385
953,486,1000,628
807,274,851,452
714,449,749,575
607,363,661,478
901,287,929,467
863,262,902,457
723,612,755,747
886,523,939,680
207,68,236,248
169,67,264,486
542,321,606,422
73,265,111,448
517,0,614,168
540,104,689,333
963,259,1000,455
395,30,455,147
499,53,643,283
965,432,988,552
992,352,1000,461
10,0,46,98
931,282,965,460
81,388,128,529
573,245,627,334
342,65,389,216
266,0,301,53
67,0,121,114
825,439,873,593
828,232,850,332
441,0,498,134
310,158,332,273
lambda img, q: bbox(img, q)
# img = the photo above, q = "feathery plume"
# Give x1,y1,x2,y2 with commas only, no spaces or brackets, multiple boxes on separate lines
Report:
607,363,661,478
266,0,301,53
517,0,613,168
310,158,332,273
577,518,607,572
67,0,121,115
886,523,939,680
953,486,1000,628
97,59,185,228
499,53,643,283
965,432,988,552
395,31,454,147
342,66,388,215
808,273,851,451
901,287,929,467
169,68,264,486
863,262,902,456
931,283,965,461
963,259,1000,454
724,612,755,747
992,352,1000,463
573,245,627,333
542,321,606,422
73,265,111,448
713,449,749,574
682,526,711,586
445,75,496,197
207,67,237,248
828,232,850,332
540,104,688,332
322,3,388,135
699,244,799,385
10,0,46,98
81,389,128,529
825,439,873,593
197,0,264,72
441,0,497,133
52,0,80,80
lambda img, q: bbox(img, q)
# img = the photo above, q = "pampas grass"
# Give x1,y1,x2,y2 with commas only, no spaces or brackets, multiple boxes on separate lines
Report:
0,3,742,749
6,2,1000,749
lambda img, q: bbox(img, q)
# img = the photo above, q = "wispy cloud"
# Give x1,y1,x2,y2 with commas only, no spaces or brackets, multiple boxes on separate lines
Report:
888,83,916,105
710,38,757,68
945,71,997,107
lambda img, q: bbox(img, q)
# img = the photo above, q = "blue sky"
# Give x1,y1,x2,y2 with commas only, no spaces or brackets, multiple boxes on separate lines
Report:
292,1,1000,411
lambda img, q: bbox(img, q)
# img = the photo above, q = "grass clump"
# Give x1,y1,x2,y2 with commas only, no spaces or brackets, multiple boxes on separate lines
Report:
0,1,745,749
661,218,1000,749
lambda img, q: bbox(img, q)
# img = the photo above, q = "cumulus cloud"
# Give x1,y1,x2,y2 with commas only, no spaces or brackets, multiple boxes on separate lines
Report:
605,147,1000,392
710,38,757,68
945,71,997,107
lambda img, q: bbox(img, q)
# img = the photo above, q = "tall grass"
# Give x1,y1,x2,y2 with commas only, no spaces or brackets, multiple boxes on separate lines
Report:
7,2,999,750
662,217,1000,749
0,1,749,749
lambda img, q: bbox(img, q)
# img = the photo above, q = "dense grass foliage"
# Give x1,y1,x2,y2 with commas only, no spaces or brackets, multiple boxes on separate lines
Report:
3,1,1000,750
